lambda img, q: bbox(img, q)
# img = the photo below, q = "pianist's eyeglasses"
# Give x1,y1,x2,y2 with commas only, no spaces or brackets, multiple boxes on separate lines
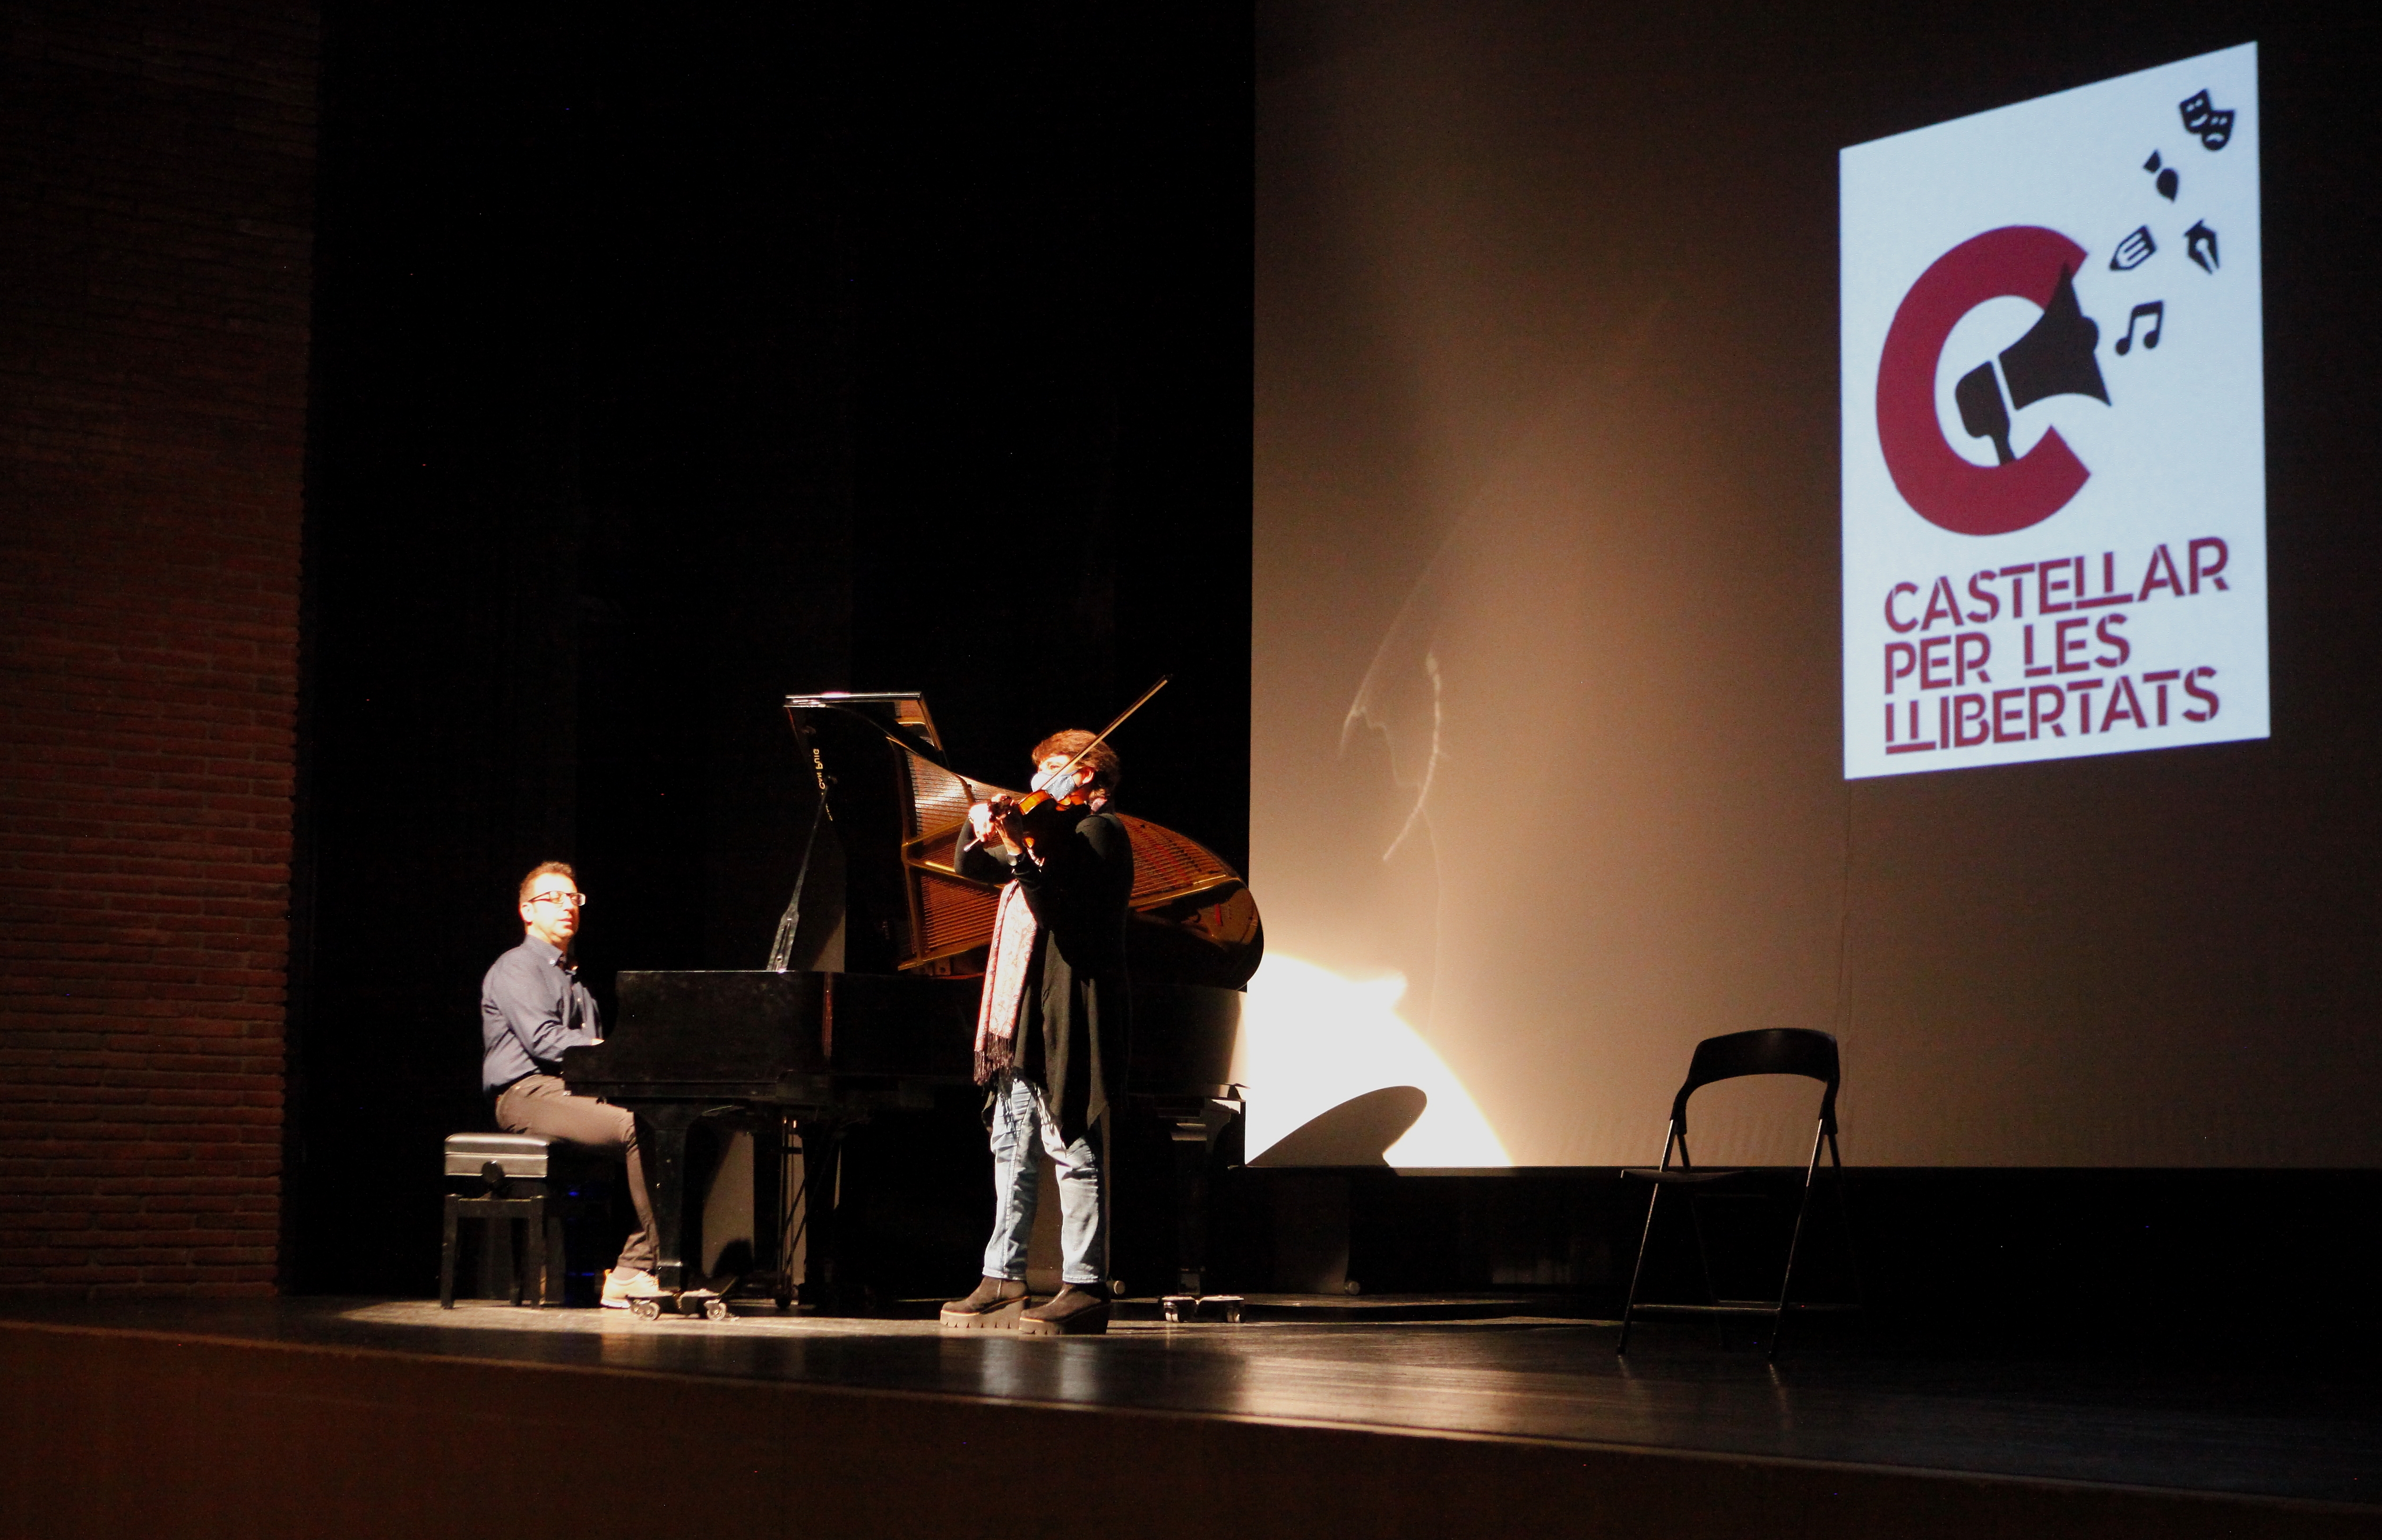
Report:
530,892,588,908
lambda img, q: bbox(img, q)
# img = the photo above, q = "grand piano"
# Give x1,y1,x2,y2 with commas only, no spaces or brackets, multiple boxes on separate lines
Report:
562,691,1262,1311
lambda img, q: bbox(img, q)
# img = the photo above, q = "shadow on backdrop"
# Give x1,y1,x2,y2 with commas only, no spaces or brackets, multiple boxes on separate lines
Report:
1250,1086,1428,1168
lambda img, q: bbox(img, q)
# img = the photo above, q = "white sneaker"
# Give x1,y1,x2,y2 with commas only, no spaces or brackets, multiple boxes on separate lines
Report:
602,1267,662,1308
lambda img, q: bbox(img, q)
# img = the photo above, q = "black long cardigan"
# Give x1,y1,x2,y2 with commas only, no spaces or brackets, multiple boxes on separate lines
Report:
957,803,1134,1145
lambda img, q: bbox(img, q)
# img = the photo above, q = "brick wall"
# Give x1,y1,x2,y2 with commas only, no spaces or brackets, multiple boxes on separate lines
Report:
0,2,316,1293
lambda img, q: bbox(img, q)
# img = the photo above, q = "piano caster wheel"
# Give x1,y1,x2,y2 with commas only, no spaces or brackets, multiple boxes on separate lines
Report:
1221,1299,1245,1325
630,1297,662,1322
704,1297,733,1323
1161,1295,1193,1325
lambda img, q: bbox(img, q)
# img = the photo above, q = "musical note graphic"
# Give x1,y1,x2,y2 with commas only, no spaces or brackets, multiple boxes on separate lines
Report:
2115,301,2164,356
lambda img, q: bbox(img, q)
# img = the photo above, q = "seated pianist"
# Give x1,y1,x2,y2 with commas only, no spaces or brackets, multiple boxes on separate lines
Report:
479,860,662,1308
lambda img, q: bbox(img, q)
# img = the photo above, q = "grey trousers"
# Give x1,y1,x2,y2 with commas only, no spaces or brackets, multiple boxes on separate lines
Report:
494,1074,658,1273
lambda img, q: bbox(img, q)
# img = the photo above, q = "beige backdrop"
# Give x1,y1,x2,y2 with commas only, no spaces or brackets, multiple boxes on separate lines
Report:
1247,6,2382,1168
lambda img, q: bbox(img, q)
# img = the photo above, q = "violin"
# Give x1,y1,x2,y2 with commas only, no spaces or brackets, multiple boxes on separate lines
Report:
971,675,1171,856
983,783,1092,854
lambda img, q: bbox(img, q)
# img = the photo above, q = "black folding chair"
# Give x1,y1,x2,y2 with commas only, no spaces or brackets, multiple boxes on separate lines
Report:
1616,1027,1857,1358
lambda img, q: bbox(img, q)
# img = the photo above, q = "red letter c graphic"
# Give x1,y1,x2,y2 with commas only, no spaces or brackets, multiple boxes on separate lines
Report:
1876,226,2093,537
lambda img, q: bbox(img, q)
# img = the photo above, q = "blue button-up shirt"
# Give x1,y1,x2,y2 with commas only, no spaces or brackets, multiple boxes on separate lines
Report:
479,934,602,1092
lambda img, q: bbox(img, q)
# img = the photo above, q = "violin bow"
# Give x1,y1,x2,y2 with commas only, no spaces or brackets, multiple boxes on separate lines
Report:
1049,675,1170,782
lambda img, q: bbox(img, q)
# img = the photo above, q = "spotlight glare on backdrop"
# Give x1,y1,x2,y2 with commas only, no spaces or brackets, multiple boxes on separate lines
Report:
1235,955,1511,1169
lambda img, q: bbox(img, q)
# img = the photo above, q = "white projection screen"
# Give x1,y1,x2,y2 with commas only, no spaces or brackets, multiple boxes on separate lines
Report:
1842,45,2265,777
1250,10,2382,1170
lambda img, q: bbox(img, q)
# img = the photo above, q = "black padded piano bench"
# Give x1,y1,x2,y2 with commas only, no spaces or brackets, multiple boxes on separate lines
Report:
439,1133,610,1308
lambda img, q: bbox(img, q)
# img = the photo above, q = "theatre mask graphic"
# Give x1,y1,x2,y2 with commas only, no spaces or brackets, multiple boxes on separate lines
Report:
1840,43,2267,778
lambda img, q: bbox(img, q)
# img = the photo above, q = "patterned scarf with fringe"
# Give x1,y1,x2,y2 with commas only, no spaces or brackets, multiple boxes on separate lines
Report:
972,879,1038,1084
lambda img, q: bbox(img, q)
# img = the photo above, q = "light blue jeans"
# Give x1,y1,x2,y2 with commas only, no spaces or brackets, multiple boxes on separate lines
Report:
982,1074,1105,1286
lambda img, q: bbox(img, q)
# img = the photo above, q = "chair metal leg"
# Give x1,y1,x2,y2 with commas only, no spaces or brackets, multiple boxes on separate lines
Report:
1617,1181,1663,1355
1768,1120,1830,1360
439,1195,460,1309
1828,1130,1863,1308
1768,1187,1819,1360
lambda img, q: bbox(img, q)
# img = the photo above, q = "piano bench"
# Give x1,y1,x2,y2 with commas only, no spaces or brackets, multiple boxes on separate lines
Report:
439,1133,611,1309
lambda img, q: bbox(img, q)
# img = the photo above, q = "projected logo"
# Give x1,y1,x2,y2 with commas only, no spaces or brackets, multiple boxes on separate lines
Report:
1840,44,2267,779
1877,227,2104,537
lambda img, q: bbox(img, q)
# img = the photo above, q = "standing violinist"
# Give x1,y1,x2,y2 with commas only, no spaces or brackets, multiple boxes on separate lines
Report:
939,730,1134,1335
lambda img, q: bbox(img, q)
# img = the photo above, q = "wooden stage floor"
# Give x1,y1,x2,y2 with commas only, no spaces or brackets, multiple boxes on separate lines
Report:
4,1296,2377,1537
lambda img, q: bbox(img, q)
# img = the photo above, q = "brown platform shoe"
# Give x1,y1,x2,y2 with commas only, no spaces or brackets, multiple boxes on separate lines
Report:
939,1276,1028,1331
1015,1282,1109,1336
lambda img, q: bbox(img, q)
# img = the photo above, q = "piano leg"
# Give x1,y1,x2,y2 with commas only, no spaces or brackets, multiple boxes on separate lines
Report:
1144,1093,1246,1322
796,1117,845,1310
642,1103,706,1295
753,1114,792,1312
1170,1113,1210,1296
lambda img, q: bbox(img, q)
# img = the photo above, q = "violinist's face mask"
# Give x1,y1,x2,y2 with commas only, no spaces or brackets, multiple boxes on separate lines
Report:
1032,758,1079,797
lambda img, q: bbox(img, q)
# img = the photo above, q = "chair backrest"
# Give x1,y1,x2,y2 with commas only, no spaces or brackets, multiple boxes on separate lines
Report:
1669,1027,1840,1134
